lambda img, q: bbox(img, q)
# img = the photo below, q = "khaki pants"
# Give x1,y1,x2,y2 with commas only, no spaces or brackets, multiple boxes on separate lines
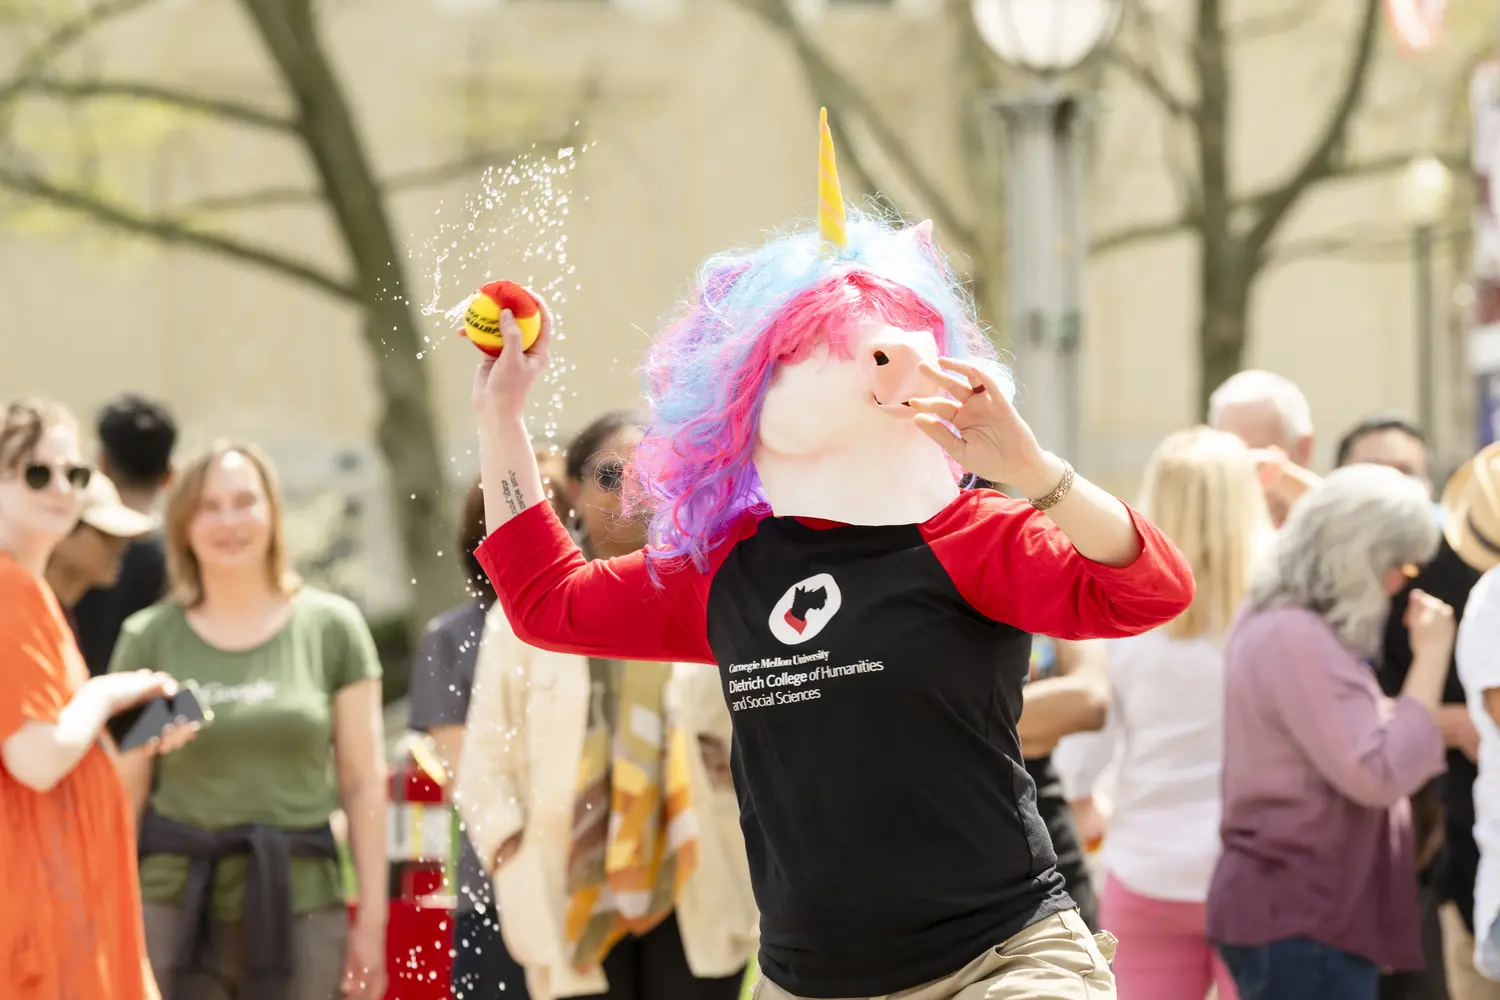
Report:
142,903,349,1000
1442,903,1500,1000
753,909,1117,1000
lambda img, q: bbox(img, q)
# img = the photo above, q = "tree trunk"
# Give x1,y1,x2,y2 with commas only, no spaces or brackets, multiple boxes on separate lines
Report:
1197,240,1253,419
240,0,460,666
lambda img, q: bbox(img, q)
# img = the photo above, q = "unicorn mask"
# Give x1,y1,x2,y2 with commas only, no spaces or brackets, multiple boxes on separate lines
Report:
632,109,1016,569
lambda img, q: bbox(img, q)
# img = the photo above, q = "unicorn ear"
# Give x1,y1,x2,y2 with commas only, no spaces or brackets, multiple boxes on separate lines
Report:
906,218,942,263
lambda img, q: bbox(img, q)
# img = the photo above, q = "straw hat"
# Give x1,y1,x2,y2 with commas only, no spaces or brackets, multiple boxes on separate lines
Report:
1441,441,1500,573
78,472,155,539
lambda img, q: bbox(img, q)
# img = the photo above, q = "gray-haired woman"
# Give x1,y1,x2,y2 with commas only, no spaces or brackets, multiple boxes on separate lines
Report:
1206,464,1456,1000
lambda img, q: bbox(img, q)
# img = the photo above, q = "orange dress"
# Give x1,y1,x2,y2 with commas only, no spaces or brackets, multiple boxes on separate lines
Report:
0,556,156,1000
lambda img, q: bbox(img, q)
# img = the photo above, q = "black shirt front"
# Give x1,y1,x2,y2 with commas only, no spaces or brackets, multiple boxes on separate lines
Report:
72,532,167,676
707,514,1073,996
1379,537,1485,931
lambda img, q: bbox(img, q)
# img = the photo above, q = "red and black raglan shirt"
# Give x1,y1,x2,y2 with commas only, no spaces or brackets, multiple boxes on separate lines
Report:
476,487,1193,999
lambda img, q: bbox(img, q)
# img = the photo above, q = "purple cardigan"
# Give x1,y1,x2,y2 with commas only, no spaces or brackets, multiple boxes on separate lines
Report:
1206,606,1446,970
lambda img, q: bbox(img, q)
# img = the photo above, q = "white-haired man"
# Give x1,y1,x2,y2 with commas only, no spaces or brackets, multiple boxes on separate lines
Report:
1209,369,1315,526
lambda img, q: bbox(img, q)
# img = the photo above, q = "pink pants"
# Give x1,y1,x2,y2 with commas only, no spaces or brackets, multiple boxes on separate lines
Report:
1099,873,1240,1000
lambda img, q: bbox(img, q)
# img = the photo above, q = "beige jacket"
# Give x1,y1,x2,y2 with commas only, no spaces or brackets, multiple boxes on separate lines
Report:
454,603,759,1000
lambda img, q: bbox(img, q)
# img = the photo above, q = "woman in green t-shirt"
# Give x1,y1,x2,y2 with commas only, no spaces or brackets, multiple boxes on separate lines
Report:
112,441,388,1000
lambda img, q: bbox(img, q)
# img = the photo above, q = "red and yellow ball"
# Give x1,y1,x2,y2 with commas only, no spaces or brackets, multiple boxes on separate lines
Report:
459,280,541,356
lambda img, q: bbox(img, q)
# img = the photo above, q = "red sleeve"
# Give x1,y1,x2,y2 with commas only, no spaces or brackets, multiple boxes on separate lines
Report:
919,490,1195,639
475,502,722,664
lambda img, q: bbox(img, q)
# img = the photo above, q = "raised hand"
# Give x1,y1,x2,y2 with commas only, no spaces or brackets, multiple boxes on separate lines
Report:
88,670,178,715
907,357,1061,497
1405,588,1456,666
471,288,555,419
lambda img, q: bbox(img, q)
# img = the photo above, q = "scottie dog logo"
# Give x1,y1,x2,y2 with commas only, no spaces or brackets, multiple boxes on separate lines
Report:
783,584,827,634
768,573,842,645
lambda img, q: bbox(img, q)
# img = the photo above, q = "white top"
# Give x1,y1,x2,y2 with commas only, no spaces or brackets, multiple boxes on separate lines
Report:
1052,628,1227,903
1455,566,1500,980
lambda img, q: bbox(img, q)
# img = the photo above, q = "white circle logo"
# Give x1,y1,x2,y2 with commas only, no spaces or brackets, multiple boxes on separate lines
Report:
767,573,842,645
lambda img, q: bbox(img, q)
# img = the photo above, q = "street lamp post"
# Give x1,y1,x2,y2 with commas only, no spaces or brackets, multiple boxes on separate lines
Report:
1398,155,1455,445
972,0,1120,466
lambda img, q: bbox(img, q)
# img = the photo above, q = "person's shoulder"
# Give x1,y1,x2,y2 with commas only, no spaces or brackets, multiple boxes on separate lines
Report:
915,488,1034,549
1471,565,1500,606
0,556,43,604
1233,603,1323,634
1229,605,1343,664
293,586,369,630
1459,569,1500,642
119,599,182,640
0,559,57,637
422,599,486,644
725,503,774,545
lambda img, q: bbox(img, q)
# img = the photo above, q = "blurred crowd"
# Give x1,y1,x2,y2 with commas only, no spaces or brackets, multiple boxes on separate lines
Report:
3,365,1500,1000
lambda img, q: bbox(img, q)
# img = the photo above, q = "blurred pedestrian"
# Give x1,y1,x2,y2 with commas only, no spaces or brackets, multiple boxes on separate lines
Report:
0,398,194,1000
1057,426,1269,1000
1336,414,1432,495
455,410,758,1000
407,474,530,1000
73,394,177,676
112,441,389,1000
1208,369,1315,526
1399,441,1500,1000
1334,412,1451,1000
1020,635,1109,928
1454,449,1500,983
1208,465,1454,1000
46,471,156,624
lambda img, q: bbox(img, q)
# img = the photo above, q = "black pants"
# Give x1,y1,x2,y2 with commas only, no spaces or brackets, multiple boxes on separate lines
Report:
1379,873,1450,1000
452,908,530,1000
599,914,746,1000
452,910,743,1000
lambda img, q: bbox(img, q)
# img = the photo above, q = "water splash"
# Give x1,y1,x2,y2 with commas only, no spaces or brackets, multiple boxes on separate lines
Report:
411,139,591,444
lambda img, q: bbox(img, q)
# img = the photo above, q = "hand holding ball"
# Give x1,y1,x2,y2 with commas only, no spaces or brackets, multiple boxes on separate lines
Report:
459,280,541,356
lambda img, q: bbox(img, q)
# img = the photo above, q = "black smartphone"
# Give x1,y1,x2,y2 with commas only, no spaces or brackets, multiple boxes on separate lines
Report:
171,686,210,727
106,685,213,752
107,697,174,752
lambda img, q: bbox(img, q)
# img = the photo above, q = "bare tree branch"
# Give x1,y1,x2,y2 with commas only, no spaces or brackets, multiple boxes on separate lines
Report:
1240,147,1469,215
0,165,358,300
7,0,153,87
1241,0,1381,259
0,0,154,142
729,0,980,259
1107,48,1195,119
1089,212,1198,255
1264,223,1471,268
176,139,583,213
3,78,295,131
1088,147,1468,257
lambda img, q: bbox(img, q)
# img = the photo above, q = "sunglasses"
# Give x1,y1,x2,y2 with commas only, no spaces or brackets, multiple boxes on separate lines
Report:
23,462,92,492
592,459,624,493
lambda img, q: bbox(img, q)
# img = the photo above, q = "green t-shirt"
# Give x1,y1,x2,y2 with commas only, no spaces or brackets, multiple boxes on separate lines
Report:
110,587,382,922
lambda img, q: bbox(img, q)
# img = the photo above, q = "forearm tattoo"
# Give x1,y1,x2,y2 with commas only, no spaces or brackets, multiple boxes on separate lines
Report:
499,471,526,517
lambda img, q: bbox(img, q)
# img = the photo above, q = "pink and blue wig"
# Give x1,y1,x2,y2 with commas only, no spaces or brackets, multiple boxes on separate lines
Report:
631,209,1011,574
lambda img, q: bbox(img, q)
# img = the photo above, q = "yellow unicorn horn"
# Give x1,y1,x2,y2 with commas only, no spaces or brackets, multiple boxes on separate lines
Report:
818,107,847,257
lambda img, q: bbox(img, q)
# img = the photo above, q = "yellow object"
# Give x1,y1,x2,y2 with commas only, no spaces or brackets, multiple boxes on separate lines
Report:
463,289,540,354
818,107,848,256
408,737,447,788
